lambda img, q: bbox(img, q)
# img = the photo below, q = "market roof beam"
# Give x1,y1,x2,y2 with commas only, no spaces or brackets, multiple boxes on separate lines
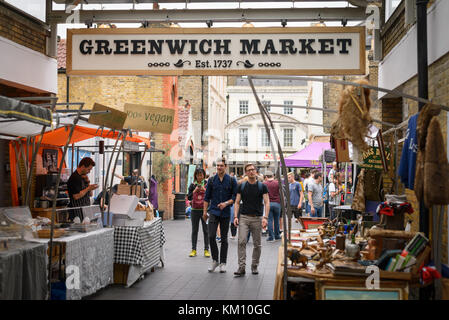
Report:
47,7,367,24
52,0,374,5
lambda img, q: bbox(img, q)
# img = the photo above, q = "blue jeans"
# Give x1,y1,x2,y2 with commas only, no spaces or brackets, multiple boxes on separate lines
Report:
268,202,281,240
305,201,310,214
309,206,323,218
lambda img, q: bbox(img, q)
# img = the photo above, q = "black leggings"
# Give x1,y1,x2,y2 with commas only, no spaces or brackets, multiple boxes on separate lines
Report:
191,209,209,250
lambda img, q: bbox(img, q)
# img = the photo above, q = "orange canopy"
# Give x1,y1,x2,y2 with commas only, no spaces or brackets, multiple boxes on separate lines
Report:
39,125,151,147
10,125,151,206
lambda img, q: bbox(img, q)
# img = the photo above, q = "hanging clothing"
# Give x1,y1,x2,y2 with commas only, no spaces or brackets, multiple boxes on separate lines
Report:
149,177,158,210
398,114,418,190
423,117,449,206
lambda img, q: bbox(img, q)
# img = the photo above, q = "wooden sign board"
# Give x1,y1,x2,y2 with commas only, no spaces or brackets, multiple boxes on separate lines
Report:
360,147,391,171
123,103,175,134
67,27,366,76
88,103,127,130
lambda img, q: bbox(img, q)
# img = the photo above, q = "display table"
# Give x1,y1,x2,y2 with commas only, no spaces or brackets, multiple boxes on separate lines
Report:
32,227,114,300
113,218,165,287
273,229,418,300
0,239,47,300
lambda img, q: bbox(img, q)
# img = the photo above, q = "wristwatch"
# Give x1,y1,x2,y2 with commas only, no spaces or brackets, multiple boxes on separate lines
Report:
263,216,268,220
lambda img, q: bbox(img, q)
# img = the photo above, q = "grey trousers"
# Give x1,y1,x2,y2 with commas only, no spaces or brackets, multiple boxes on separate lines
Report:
237,214,262,269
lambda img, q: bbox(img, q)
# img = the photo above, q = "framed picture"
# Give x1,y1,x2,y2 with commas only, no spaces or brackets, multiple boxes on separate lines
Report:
316,280,408,300
42,149,58,173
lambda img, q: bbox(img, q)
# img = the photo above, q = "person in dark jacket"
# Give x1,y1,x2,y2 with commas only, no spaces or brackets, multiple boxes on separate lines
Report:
187,168,210,258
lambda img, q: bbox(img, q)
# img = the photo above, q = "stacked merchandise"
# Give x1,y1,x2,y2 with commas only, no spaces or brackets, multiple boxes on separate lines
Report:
386,233,428,272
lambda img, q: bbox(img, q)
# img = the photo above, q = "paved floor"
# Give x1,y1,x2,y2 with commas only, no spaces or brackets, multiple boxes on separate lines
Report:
87,218,297,300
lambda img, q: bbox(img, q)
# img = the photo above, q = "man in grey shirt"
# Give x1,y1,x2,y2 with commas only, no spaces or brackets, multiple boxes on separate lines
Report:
308,172,323,218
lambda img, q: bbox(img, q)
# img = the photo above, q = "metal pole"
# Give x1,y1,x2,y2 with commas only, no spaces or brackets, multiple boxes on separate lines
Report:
107,130,129,227
101,132,122,224
344,163,348,204
248,76,291,300
47,103,84,299
417,0,430,241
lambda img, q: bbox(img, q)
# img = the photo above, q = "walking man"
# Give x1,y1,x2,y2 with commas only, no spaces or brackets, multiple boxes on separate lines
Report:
233,163,269,276
264,170,281,241
308,172,324,218
203,158,237,273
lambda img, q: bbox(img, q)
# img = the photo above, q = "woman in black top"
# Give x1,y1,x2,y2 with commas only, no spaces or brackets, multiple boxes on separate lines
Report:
187,168,210,258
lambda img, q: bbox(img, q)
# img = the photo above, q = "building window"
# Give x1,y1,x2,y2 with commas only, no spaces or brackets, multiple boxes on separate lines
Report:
283,128,293,147
262,100,271,112
385,0,402,22
260,128,270,147
239,100,249,114
239,128,248,147
284,100,293,115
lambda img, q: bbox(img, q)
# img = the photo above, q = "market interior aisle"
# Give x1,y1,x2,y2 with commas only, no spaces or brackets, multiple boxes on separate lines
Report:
87,218,298,300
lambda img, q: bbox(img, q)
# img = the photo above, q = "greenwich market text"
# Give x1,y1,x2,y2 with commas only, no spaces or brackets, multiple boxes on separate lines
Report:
79,38,353,56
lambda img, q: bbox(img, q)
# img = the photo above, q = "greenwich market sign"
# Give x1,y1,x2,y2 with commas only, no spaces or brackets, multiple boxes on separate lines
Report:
67,27,365,76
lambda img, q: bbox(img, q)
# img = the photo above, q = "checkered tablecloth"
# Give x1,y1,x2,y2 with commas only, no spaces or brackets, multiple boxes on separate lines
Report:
114,218,165,271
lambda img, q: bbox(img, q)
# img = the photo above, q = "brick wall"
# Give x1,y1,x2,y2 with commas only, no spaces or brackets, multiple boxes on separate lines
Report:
58,72,179,220
0,3,48,55
178,76,209,148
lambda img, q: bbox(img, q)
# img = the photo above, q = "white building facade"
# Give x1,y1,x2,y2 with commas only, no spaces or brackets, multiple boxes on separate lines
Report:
225,77,323,176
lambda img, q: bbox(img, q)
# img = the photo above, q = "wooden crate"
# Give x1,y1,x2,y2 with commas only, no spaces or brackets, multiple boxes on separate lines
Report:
114,263,130,285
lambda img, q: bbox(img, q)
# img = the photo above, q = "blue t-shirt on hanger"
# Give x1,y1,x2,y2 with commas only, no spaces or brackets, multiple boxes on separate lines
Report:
398,114,419,190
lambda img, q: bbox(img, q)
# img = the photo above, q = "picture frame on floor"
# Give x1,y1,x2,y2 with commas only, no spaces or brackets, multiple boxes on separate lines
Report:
315,280,408,300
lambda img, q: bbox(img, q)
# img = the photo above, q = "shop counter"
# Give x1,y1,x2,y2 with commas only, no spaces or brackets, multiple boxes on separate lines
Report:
113,218,165,287
0,239,47,300
32,227,114,300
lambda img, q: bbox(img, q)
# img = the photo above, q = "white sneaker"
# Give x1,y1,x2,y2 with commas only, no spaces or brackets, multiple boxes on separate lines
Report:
219,263,226,273
208,260,219,272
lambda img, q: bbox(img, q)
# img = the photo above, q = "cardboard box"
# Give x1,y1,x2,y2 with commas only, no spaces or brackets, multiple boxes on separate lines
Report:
109,195,139,216
117,184,142,197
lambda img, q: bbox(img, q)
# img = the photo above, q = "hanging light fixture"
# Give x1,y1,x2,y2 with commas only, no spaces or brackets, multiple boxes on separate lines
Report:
242,21,254,28
170,22,181,28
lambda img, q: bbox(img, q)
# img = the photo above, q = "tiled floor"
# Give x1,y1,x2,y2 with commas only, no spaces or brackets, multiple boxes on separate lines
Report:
87,218,294,300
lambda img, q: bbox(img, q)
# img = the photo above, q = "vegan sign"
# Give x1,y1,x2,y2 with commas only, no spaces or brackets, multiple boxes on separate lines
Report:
123,104,175,134
67,27,365,76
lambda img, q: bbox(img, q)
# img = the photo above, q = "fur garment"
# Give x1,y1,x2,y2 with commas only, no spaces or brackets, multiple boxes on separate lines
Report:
423,117,449,206
414,149,424,202
331,80,372,153
417,103,441,151
352,169,366,212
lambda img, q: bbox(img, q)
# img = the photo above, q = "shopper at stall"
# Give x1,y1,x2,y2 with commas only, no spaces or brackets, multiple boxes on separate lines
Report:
203,157,237,273
328,173,342,220
288,172,303,222
187,168,210,258
264,170,281,241
233,163,269,276
328,162,337,183
67,157,98,221
308,172,324,218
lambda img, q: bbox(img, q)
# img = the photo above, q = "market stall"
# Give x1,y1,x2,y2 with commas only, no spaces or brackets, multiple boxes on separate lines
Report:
31,226,114,300
113,217,165,287
0,96,57,300
247,75,449,300
273,224,430,300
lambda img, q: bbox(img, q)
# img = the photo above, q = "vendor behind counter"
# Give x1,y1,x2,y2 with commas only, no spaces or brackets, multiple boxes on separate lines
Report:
67,157,98,221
